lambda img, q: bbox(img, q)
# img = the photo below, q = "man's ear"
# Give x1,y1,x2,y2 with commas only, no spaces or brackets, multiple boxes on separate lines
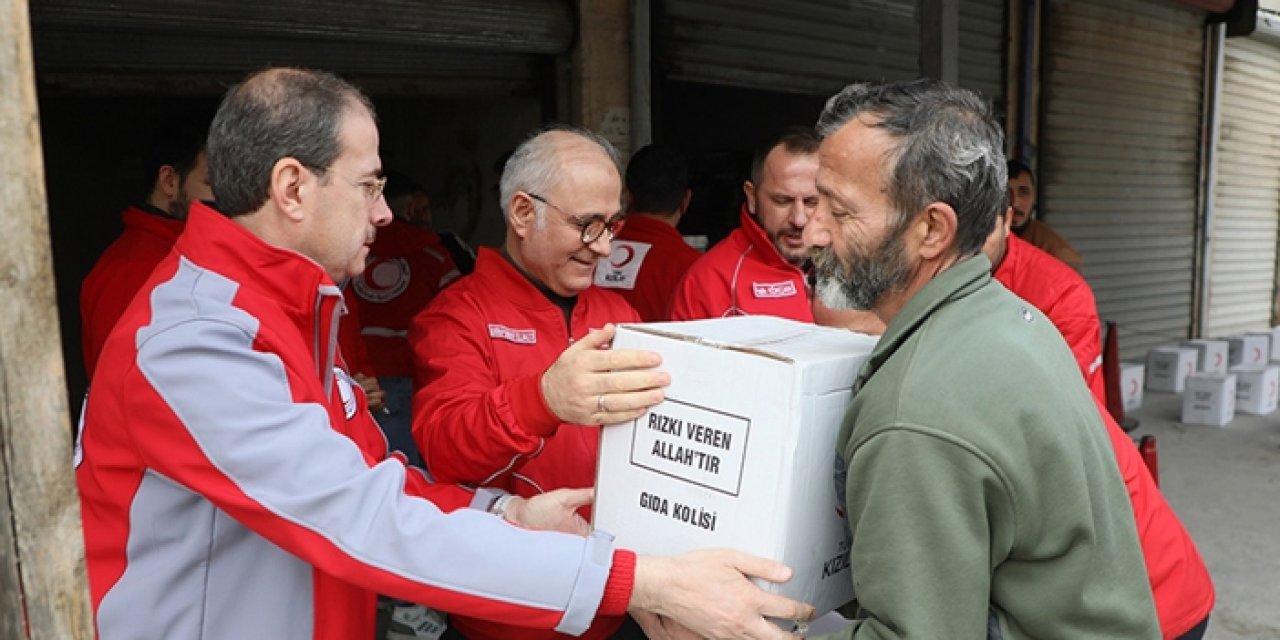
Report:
915,202,958,260
270,158,309,222
508,192,536,239
155,165,180,200
679,189,692,215
743,180,758,215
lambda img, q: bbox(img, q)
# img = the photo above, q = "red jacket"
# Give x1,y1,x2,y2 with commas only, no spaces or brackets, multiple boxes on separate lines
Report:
351,218,461,377
592,215,701,321
994,234,1105,401
411,247,639,640
997,234,1213,638
669,206,813,322
1097,402,1215,638
80,205,184,376
77,204,632,640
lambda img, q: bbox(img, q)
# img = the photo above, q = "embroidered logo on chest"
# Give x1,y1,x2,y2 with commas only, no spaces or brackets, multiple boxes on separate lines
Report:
353,257,411,303
488,324,537,345
752,280,799,299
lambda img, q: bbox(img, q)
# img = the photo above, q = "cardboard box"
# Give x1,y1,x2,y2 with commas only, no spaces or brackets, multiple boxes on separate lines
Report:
1146,347,1198,393
1231,365,1280,415
594,317,878,615
1181,373,1236,427
1183,339,1229,375
1120,362,1145,411
1229,334,1269,368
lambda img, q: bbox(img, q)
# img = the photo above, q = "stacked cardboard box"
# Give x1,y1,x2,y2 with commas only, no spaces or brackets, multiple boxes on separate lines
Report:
1232,365,1279,416
1146,347,1198,393
1181,373,1236,427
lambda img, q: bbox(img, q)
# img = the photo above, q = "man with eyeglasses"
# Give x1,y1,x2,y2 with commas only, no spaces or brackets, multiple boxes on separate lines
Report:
77,69,811,640
414,126,785,640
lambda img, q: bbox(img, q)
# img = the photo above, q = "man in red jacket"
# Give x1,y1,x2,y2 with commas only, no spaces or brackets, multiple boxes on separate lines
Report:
593,144,700,321
413,126,719,640
669,127,818,321
983,208,1214,640
79,124,212,376
77,67,811,640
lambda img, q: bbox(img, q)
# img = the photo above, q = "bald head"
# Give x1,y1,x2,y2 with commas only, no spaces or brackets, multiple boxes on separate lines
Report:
498,126,622,221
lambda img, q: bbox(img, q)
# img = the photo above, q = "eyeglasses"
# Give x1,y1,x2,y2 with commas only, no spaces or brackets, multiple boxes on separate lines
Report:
526,192,626,244
344,175,388,203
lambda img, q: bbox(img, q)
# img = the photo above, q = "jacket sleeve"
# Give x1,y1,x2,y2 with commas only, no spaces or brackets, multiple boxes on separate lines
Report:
827,428,1014,639
131,314,631,633
411,293,563,486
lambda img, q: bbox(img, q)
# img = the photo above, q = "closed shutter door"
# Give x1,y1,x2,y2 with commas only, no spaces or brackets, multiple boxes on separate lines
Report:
30,0,572,95
1205,35,1280,337
959,0,1006,106
659,0,919,96
1041,0,1204,359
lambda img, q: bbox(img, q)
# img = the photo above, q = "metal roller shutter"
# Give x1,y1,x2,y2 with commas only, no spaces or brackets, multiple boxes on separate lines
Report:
1040,0,1205,359
1205,32,1280,337
658,0,920,96
959,0,1006,107
29,0,573,95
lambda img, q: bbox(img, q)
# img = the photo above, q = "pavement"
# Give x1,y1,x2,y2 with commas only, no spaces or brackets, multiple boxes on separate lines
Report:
1126,390,1280,639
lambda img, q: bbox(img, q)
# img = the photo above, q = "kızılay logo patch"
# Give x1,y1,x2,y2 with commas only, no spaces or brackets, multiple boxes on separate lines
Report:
488,324,537,345
752,280,798,299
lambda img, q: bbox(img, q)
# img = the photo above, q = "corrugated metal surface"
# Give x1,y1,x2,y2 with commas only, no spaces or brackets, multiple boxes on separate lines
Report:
29,0,570,94
1040,0,1204,359
959,0,1006,107
658,0,920,96
1205,35,1280,336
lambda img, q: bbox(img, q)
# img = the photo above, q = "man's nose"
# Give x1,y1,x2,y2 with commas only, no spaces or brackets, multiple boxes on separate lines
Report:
803,205,831,247
372,196,393,227
587,231,612,257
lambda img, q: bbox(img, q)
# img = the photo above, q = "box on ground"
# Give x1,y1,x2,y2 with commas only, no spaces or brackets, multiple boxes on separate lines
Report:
1147,347,1198,393
595,316,878,616
1231,365,1279,416
1120,362,1145,411
1183,339,1229,375
1181,373,1236,427
1229,334,1269,368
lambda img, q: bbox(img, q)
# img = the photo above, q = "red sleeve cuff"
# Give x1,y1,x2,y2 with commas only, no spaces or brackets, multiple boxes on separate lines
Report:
598,549,636,617
507,373,562,437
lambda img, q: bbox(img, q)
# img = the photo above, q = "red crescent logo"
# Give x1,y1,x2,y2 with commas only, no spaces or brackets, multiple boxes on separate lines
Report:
610,245,636,268
1129,379,1139,394
1215,353,1223,368
1253,347,1263,362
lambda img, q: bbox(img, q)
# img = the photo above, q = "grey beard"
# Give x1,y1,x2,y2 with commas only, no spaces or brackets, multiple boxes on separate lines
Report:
810,231,912,312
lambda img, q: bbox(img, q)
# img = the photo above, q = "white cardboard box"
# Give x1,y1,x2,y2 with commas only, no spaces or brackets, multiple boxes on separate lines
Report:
1181,373,1236,427
1120,362,1145,411
594,317,878,615
1229,334,1270,368
1231,365,1279,415
1183,339,1229,375
1146,347,1199,393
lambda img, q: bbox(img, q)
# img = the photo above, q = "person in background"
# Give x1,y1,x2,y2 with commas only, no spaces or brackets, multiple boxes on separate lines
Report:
669,127,818,321
1006,158,1084,271
982,207,1215,640
80,122,212,376
76,66,813,640
413,125,682,640
350,171,462,466
805,78,1159,638
593,144,700,321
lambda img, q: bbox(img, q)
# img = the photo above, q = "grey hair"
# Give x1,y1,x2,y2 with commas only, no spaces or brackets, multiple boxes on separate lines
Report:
815,79,1006,256
498,124,623,224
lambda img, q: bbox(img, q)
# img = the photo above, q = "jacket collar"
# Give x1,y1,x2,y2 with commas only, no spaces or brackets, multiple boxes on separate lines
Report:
857,253,992,389
732,204,804,273
122,204,185,243
473,247,572,312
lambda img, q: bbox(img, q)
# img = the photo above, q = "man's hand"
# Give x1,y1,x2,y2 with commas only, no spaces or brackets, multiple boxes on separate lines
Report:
630,549,815,640
501,488,592,535
541,324,669,425
354,373,386,412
